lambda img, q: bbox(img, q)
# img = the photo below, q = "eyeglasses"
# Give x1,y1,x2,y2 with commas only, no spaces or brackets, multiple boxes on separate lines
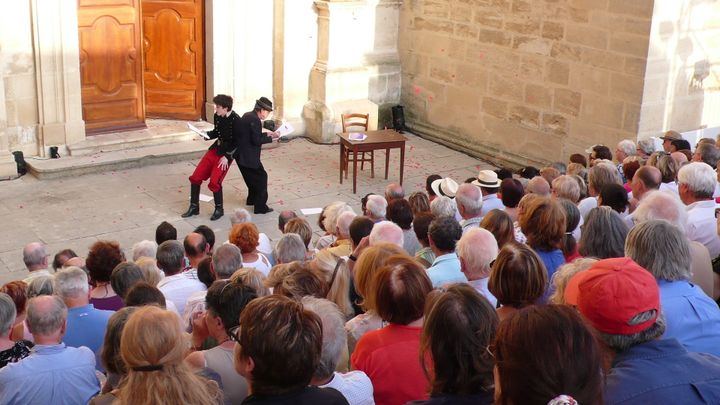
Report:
228,325,241,343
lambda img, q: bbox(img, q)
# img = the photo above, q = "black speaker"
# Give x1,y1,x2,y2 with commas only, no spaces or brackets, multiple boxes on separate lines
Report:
50,146,60,159
12,151,26,176
391,105,405,133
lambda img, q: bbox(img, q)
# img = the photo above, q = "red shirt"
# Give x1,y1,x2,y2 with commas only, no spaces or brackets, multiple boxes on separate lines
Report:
351,324,429,405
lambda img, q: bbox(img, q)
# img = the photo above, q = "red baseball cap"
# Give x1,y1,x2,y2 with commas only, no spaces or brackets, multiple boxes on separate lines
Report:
576,257,660,335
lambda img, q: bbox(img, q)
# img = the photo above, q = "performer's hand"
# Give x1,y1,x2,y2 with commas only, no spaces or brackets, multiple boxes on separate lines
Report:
218,156,229,170
270,131,280,140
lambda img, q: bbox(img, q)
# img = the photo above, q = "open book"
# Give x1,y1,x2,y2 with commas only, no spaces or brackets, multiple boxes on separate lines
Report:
187,122,210,139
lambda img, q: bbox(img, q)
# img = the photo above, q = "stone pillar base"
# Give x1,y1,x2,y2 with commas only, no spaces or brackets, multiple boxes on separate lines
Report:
303,99,378,143
0,152,17,179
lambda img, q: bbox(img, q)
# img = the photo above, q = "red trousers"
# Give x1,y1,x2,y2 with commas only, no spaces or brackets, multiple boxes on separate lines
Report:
189,150,229,193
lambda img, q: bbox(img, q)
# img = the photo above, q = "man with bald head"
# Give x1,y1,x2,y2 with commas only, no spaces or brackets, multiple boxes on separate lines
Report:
456,228,499,306
183,232,209,279
384,183,404,201
22,242,50,284
526,176,551,196
629,165,662,214
0,295,100,404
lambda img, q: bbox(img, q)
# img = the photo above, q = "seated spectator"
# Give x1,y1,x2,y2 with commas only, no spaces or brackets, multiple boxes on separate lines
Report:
628,165,661,213
671,138,692,153
156,240,206,315
230,223,271,276
54,266,114,372
346,243,406,354
615,139,637,179
678,162,720,258
411,284,497,405
579,207,628,259
95,307,137,396
385,183,404,201
368,221,404,248
131,240,157,262
499,178,524,221
27,275,53,299
304,297,374,405
579,161,622,220
540,166,561,187
318,202,356,250
52,249,77,271
86,240,125,311
493,305,603,405
352,256,432,405
569,153,587,168
124,282,167,308
196,256,216,289
429,195,457,219
425,174,442,202
0,293,32,368
519,197,565,298
479,209,514,250
412,212,435,268
558,199,582,262
312,250,353,319
274,265,327,301
455,183,483,234
0,281,28,342
692,142,720,168
115,306,220,404
155,221,177,245
598,183,629,215
637,138,655,158
526,176,551,196
489,244,547,321
110,262,144,301
625,220,720,356
657,154,680,194
472,170,503,217
274,233,308,264
186,281,257,404
133,256,162,286
513,193,541,244
234,295,349,404
62,256,87,272
519,165,541,179
364,195,387,224
22,242,51,284
229,268,271,297
426,216,466,288
457,228,499,307
575,257,720,404
0,296,99,404
328,211,357,258
548,258,597,305
407,191,430,215
588,144,613,166
229,209,273,258
284,218,314,251
385,199,419,255
194,224,217,254
183,232,209,278
278,210,298,233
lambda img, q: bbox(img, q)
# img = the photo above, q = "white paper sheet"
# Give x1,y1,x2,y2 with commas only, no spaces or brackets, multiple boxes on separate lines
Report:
300,207,323,215
199,193,213,202
187,122,210,139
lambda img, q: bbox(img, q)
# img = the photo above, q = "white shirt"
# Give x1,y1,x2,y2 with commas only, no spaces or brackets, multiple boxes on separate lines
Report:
578,196,597,221
686,200,720,258
468,278,497,308
319,371,375,405
480,194,504,217
660,181,679,195
157,273,207,315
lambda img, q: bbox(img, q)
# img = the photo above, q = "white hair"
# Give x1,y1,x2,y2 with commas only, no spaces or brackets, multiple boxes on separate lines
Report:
430,195,457,218
678,162,717,198
323,202,355,236
552,175,581,203
456,228,498,279
617,139,637,158
230,208,252,225
366,195,387,220
336,211,357,238
369,221,404,248
633,191,688,233
132,240,158,261
455,183,483,216
637,138,655,155
53,266,90,299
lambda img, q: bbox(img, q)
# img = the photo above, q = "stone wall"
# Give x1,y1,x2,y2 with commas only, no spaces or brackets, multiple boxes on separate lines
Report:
399,0,654,167
638,0,720,139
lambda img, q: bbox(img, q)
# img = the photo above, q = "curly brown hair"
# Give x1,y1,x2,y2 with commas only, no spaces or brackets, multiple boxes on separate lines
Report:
229,223,260,254
86,240,125,283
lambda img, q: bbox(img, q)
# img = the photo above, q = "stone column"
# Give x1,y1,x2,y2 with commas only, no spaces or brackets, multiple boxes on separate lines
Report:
304,0,403,143
30,0,85,157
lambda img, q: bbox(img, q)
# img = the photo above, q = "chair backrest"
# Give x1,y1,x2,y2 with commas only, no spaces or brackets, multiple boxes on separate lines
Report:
341,113,369,132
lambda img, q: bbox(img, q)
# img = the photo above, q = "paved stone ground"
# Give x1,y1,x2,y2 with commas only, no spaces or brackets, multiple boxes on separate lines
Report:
0,132,494,284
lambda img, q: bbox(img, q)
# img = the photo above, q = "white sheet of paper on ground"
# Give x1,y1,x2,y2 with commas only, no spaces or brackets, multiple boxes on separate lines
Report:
276,122,295,137
199,193,213,202
300,207,323,215
349,132,367,141
187,122,210,139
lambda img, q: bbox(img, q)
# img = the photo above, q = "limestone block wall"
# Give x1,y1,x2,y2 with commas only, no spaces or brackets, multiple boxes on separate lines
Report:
638,0,720,139
399,0,654,167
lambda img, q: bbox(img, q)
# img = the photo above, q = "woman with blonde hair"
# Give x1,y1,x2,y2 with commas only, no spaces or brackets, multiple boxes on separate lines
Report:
229,223,271,276
229,267,270,297
116,306,220,405
133,257,162,286
312,250,353,319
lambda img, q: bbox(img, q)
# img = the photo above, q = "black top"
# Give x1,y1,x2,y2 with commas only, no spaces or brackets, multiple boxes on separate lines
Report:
206,111,241,159
0,340,33,368
234,110,274,169
242,386,349,405
407,390,494,405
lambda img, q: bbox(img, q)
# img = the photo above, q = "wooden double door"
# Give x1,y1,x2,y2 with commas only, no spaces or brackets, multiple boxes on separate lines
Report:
78,0,205,134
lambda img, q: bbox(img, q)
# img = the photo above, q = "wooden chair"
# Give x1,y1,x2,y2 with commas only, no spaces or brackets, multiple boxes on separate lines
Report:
341,113,374,178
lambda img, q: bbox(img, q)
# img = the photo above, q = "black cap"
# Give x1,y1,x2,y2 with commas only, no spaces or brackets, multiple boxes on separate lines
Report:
255,97,273,112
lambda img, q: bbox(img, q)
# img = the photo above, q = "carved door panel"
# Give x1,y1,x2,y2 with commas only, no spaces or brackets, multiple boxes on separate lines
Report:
78,0,146,134
142,0,205,120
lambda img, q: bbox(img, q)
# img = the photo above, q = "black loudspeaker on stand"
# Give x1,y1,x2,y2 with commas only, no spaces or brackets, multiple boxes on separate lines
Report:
391,105,406,133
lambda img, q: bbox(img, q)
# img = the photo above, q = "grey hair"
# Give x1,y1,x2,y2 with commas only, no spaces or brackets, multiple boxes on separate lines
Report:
368,221,404,247
588,162,622,195
456,228,498,278
156,240,185,275
526,176,551,196
678,162,717,199
549,258,598,305
695,143,720,168
53,266,90,298
23,243,47,268
27,275,54,298
599,311,666,352
131,240,157,261
617,139,637,157
455,183,483,216
366,195,387,219
579,207,628,259
552,175,581,203
625,220,692,281
632,190,688,233
0,293,17,337
637,138,655,155
229,208,252,225
274,233,307,264
212,244,243,279
301,296,347,379
26,295,68,336
336,211,357,238
430,195,457,218
230,268,270,297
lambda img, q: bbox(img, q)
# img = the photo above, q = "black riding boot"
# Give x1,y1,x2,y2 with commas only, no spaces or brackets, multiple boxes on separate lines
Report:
181,184,200,217
210,189,224,221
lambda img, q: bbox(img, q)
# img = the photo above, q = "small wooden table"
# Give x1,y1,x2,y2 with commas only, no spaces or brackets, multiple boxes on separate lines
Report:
337,129,407,194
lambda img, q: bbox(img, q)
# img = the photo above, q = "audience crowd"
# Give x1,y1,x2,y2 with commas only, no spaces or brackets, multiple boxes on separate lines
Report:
3,133,720,404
